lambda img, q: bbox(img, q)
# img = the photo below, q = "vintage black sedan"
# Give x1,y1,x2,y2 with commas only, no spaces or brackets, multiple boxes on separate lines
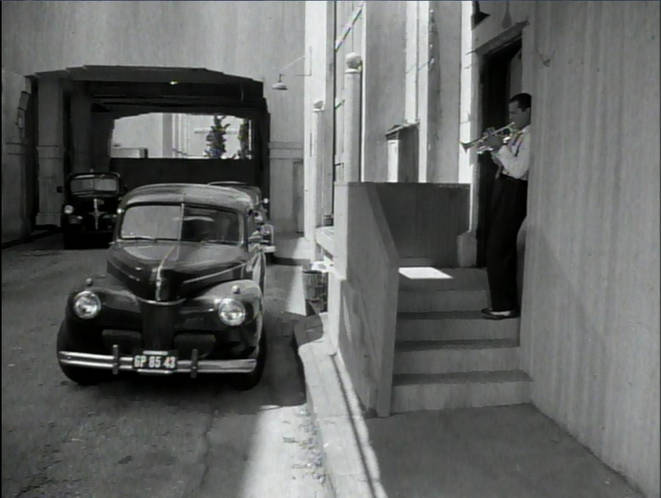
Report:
208,181,275,255
61,171,125,248
56,183,267,389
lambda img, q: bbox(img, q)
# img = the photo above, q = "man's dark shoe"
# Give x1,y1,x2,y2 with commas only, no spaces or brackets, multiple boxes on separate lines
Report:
481,308,519,320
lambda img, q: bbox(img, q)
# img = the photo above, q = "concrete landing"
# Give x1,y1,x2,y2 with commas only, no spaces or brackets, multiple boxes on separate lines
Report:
295,314,644,498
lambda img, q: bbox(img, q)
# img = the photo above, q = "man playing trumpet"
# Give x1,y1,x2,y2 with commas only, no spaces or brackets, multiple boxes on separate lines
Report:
480,92,531,319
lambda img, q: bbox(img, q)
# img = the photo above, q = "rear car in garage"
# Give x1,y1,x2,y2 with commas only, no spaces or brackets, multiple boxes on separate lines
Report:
61,171,125,248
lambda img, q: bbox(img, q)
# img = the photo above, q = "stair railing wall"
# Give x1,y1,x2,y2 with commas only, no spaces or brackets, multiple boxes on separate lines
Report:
332,182,399,416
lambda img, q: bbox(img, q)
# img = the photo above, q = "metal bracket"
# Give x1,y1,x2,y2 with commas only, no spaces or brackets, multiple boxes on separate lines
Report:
190,348,199,379
112,344,120,375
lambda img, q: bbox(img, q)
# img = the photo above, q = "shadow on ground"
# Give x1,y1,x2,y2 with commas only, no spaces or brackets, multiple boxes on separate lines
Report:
364,404,642,498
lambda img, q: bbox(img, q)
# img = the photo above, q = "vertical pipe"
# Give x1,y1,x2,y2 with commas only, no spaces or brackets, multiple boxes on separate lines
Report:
343,53,362,182
304,99,324,242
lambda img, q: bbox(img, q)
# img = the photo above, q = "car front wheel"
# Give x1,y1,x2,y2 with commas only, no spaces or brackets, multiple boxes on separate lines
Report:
229,329,267,390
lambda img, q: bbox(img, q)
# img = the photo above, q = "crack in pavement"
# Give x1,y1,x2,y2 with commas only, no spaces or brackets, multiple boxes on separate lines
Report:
182,408,215,498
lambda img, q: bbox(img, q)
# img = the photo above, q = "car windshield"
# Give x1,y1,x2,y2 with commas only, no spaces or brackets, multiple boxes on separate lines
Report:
70,176,119,194
120,204,242,244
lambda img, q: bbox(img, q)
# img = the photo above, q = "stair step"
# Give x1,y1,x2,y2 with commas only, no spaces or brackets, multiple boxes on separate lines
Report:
398,289,489,312
394,339,520,374
397,311,519,341
398,267,487,291
391,370,532,412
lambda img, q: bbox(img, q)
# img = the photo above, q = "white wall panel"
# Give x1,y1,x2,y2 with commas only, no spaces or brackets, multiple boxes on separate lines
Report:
521,3,660,496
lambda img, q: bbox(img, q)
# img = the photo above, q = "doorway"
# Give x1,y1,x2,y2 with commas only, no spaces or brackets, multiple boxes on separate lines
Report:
475,38,522,266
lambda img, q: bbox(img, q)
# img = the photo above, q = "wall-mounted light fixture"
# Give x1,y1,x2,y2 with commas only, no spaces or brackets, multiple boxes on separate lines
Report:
272,50,311,91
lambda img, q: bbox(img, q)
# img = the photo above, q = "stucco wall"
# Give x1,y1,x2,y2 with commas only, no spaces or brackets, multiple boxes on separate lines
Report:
1,1,304,240
520,3,660,496
332,183,399,416
362,2,407,182
1,69,30,243
427,1,462,183
303,1,334,240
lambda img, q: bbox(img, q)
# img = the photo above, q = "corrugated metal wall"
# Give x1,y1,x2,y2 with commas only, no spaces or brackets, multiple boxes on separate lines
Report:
520,3,659,496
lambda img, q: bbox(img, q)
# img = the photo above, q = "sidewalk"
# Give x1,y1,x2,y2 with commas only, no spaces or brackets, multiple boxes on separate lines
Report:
294,314,644,498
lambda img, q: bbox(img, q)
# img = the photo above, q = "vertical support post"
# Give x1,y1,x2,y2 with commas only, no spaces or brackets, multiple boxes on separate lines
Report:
162,113,173,158
342,53,363,183
36,76,65,226
70,87,92,173
91,113,115,172
305,99,325,245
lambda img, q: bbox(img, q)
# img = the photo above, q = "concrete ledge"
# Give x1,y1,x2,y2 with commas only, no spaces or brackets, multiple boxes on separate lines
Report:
315,226,335,257
293,314,386,498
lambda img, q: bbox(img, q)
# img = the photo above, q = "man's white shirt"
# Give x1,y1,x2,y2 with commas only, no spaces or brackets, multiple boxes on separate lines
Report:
492,125,531,180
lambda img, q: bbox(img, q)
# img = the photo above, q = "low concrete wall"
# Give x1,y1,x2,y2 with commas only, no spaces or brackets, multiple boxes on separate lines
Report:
110,158,257,191
331,183,399,416
328,182,471,416
375,183,470,266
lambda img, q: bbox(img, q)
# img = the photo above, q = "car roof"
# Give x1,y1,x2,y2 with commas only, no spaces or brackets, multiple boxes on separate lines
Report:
123,183,253,212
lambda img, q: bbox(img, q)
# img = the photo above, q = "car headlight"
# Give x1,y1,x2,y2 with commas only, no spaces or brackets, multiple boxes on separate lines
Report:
217,298,246,326
64,205,74,214
72,290,101,319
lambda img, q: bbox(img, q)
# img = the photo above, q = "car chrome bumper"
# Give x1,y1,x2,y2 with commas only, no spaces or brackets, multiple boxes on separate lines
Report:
58,350,257,375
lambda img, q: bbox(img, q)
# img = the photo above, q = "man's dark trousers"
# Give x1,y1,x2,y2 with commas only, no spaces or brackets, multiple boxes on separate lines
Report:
486,175,527,311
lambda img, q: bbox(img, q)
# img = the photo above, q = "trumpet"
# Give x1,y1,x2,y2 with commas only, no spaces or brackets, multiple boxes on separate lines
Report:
461,122,516,154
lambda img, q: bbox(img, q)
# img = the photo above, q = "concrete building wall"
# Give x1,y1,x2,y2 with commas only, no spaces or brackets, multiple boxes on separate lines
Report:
362,1,406,182
331,1,461,185
518,3,659,496
1,69,31,243
1,0,304,240
427,1,461,183
303,1,334,243
112,114,163,157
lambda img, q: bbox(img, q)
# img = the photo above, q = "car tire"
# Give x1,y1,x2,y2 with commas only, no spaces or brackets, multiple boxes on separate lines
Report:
229,328,267,390
56,321,111,385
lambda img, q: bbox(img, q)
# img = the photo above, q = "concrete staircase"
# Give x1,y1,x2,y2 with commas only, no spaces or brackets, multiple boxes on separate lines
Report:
391,267,531,413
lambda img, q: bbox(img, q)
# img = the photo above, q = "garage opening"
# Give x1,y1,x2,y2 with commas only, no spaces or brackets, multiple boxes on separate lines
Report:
30,65,270,227
111,113,254,160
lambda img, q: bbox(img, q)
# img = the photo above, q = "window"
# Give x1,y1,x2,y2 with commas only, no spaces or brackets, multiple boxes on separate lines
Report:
111,113,253,159
120,204,242,244
70,175,119,194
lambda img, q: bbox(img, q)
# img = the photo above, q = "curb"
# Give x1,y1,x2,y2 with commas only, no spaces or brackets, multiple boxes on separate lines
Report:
1,228,60,249
293,314,386,498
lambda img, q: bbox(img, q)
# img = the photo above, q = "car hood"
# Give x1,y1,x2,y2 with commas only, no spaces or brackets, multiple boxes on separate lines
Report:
107,241,248,301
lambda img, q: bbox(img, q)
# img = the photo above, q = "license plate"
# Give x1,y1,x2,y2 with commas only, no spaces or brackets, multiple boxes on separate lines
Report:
133,351,177,371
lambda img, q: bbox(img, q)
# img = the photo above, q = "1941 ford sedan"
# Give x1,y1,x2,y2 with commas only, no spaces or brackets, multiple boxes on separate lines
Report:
56,183,268,389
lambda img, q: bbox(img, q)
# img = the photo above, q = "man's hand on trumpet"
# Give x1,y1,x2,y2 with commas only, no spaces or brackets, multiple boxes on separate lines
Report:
483,127,505,151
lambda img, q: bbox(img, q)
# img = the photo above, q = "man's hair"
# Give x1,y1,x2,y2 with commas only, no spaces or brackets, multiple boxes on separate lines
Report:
510,93,531,110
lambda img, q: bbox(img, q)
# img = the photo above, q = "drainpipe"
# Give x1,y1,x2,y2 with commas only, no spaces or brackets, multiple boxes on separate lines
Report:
306,99,325,247
343,53,362,183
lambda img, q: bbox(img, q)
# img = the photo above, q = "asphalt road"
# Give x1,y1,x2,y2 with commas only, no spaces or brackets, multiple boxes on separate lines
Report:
2,234,329,498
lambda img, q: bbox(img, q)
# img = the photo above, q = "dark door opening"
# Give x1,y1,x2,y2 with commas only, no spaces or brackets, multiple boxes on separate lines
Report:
475,38,522,266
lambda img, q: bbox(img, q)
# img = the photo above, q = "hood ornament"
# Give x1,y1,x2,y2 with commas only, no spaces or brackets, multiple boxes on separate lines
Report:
155,245,177,301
